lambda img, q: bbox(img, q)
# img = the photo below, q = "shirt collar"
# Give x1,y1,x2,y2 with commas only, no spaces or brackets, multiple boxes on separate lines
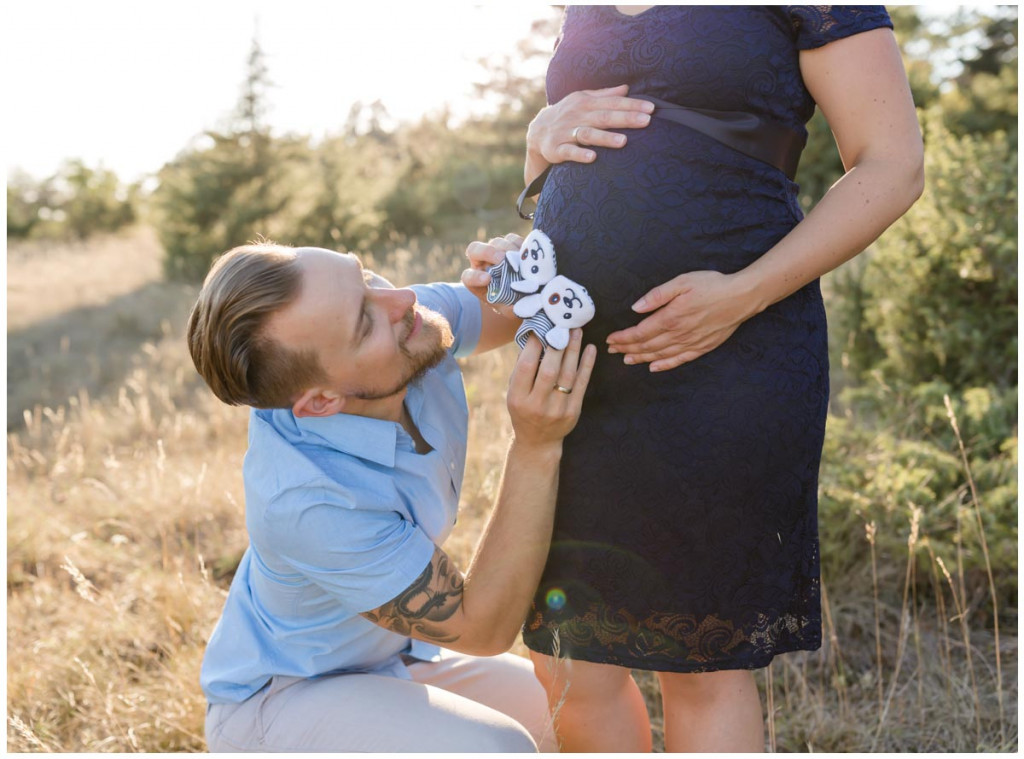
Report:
294,413,397,468
277,379,430,469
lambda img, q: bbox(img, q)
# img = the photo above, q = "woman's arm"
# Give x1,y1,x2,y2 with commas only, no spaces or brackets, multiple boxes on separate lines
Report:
736,27,925,312
606,28,925,371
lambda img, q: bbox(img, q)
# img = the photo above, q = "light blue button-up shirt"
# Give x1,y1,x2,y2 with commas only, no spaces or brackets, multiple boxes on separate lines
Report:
201,282,482,705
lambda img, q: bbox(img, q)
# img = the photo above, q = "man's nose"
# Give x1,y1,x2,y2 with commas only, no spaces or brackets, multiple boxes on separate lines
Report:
382,287,416,323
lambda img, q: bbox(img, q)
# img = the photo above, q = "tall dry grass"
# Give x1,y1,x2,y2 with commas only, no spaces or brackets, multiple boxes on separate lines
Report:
6,229,1016,751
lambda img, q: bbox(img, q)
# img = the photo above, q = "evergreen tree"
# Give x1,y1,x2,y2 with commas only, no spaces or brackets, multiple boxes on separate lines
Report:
154,36,293,280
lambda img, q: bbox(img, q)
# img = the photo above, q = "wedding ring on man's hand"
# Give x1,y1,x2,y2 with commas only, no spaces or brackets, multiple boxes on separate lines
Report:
555,384,573,394
571,126,583,145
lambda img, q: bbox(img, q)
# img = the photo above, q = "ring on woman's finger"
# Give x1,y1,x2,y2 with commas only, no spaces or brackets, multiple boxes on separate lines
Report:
571,126,584,145
554,384,573,394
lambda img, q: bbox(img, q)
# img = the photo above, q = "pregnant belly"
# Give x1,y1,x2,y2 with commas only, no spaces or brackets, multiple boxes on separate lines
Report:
532,123,800,325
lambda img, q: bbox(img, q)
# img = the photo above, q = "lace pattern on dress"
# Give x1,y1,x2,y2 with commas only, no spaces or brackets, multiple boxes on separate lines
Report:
788,5,894,50
525,572,822,673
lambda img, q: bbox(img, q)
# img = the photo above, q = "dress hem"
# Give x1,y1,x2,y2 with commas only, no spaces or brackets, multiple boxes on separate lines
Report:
521,632,823,674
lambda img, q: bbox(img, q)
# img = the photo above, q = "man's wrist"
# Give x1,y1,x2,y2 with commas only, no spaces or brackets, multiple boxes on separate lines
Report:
508,437,564,465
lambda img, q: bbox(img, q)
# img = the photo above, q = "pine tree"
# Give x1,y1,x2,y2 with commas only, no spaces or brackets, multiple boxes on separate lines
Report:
155,36,293,280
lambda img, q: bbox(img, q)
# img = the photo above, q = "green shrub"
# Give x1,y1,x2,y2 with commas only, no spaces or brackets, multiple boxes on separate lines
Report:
832,114,1017,391
820,383,1017,622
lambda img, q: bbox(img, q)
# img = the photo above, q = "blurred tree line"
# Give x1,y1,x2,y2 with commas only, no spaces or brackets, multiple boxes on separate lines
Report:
6,7,1016,618
150,28,551,280
7,159,139,240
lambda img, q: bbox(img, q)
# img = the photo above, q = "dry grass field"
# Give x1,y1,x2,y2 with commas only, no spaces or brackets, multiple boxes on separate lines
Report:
6,228,1015,752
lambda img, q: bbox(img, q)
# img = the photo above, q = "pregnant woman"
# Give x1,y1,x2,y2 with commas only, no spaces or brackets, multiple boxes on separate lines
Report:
509,5,922,752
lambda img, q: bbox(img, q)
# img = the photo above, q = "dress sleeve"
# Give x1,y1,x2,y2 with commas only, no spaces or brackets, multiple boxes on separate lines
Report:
787,6,893,51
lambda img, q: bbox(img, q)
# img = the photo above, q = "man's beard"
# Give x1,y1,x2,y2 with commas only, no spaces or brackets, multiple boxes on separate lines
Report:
353,305,453,401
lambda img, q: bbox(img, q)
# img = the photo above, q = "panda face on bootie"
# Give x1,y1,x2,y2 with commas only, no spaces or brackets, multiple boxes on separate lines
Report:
507,229,558,294
513,274,596,350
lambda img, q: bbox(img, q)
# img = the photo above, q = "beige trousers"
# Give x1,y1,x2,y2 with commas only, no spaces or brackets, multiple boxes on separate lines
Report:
205,649,557,752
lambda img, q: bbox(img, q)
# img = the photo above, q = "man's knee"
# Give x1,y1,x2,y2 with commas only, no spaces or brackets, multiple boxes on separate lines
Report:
470,719,538,753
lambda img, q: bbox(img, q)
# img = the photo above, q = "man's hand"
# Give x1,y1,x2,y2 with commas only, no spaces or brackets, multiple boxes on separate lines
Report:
461,233,523,321
507,330,595,449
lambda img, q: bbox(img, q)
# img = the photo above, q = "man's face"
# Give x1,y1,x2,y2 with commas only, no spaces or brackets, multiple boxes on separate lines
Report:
265,248,453,404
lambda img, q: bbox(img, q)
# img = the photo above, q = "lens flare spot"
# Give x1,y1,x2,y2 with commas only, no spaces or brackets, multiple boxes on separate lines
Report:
545,588,567,611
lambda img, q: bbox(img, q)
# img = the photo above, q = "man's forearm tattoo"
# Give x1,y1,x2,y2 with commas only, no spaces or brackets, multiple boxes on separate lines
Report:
361,548,464,643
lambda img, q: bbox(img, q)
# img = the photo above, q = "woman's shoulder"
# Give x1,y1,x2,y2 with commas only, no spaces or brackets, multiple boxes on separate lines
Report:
784,6,893,51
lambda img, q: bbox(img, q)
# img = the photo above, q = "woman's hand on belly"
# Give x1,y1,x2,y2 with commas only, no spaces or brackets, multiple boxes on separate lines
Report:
525,84,654,184
605,270,764,371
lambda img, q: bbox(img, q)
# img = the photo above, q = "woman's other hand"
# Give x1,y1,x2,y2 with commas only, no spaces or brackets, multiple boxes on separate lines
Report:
525,84,654,184
605,270,763,372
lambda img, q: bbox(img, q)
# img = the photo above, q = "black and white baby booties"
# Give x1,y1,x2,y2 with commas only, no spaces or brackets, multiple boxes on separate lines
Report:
485,230,596,350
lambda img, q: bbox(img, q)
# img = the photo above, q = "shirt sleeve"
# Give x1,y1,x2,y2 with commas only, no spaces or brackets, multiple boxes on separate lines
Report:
264,485,437,614
787,6,893,50
411,282,482,358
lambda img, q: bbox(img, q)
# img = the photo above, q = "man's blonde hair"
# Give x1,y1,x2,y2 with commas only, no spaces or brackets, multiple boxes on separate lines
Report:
186,243,326,408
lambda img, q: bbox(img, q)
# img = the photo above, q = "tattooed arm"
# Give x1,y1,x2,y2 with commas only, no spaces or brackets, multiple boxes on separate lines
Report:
359,441,573,655
361,332,596,656
361,547,465,645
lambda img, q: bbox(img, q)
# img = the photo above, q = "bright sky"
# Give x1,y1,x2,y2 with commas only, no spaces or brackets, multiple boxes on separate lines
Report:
3,3,995,186
4,1,559,183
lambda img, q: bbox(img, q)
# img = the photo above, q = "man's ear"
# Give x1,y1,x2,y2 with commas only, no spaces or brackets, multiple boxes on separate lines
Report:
292,388,346,418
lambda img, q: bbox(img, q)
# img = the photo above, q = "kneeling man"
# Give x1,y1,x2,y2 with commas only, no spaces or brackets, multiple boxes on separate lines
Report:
187,238,594,752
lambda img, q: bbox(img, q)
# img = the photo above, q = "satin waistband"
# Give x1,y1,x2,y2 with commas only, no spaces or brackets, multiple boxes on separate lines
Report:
517,95,806,220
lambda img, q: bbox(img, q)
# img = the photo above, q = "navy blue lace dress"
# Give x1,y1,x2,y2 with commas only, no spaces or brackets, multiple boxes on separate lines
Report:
522,6,893,673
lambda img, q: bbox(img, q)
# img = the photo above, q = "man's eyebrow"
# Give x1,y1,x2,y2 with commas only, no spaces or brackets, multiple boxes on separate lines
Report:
351,291,368,348
350,257,369,347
